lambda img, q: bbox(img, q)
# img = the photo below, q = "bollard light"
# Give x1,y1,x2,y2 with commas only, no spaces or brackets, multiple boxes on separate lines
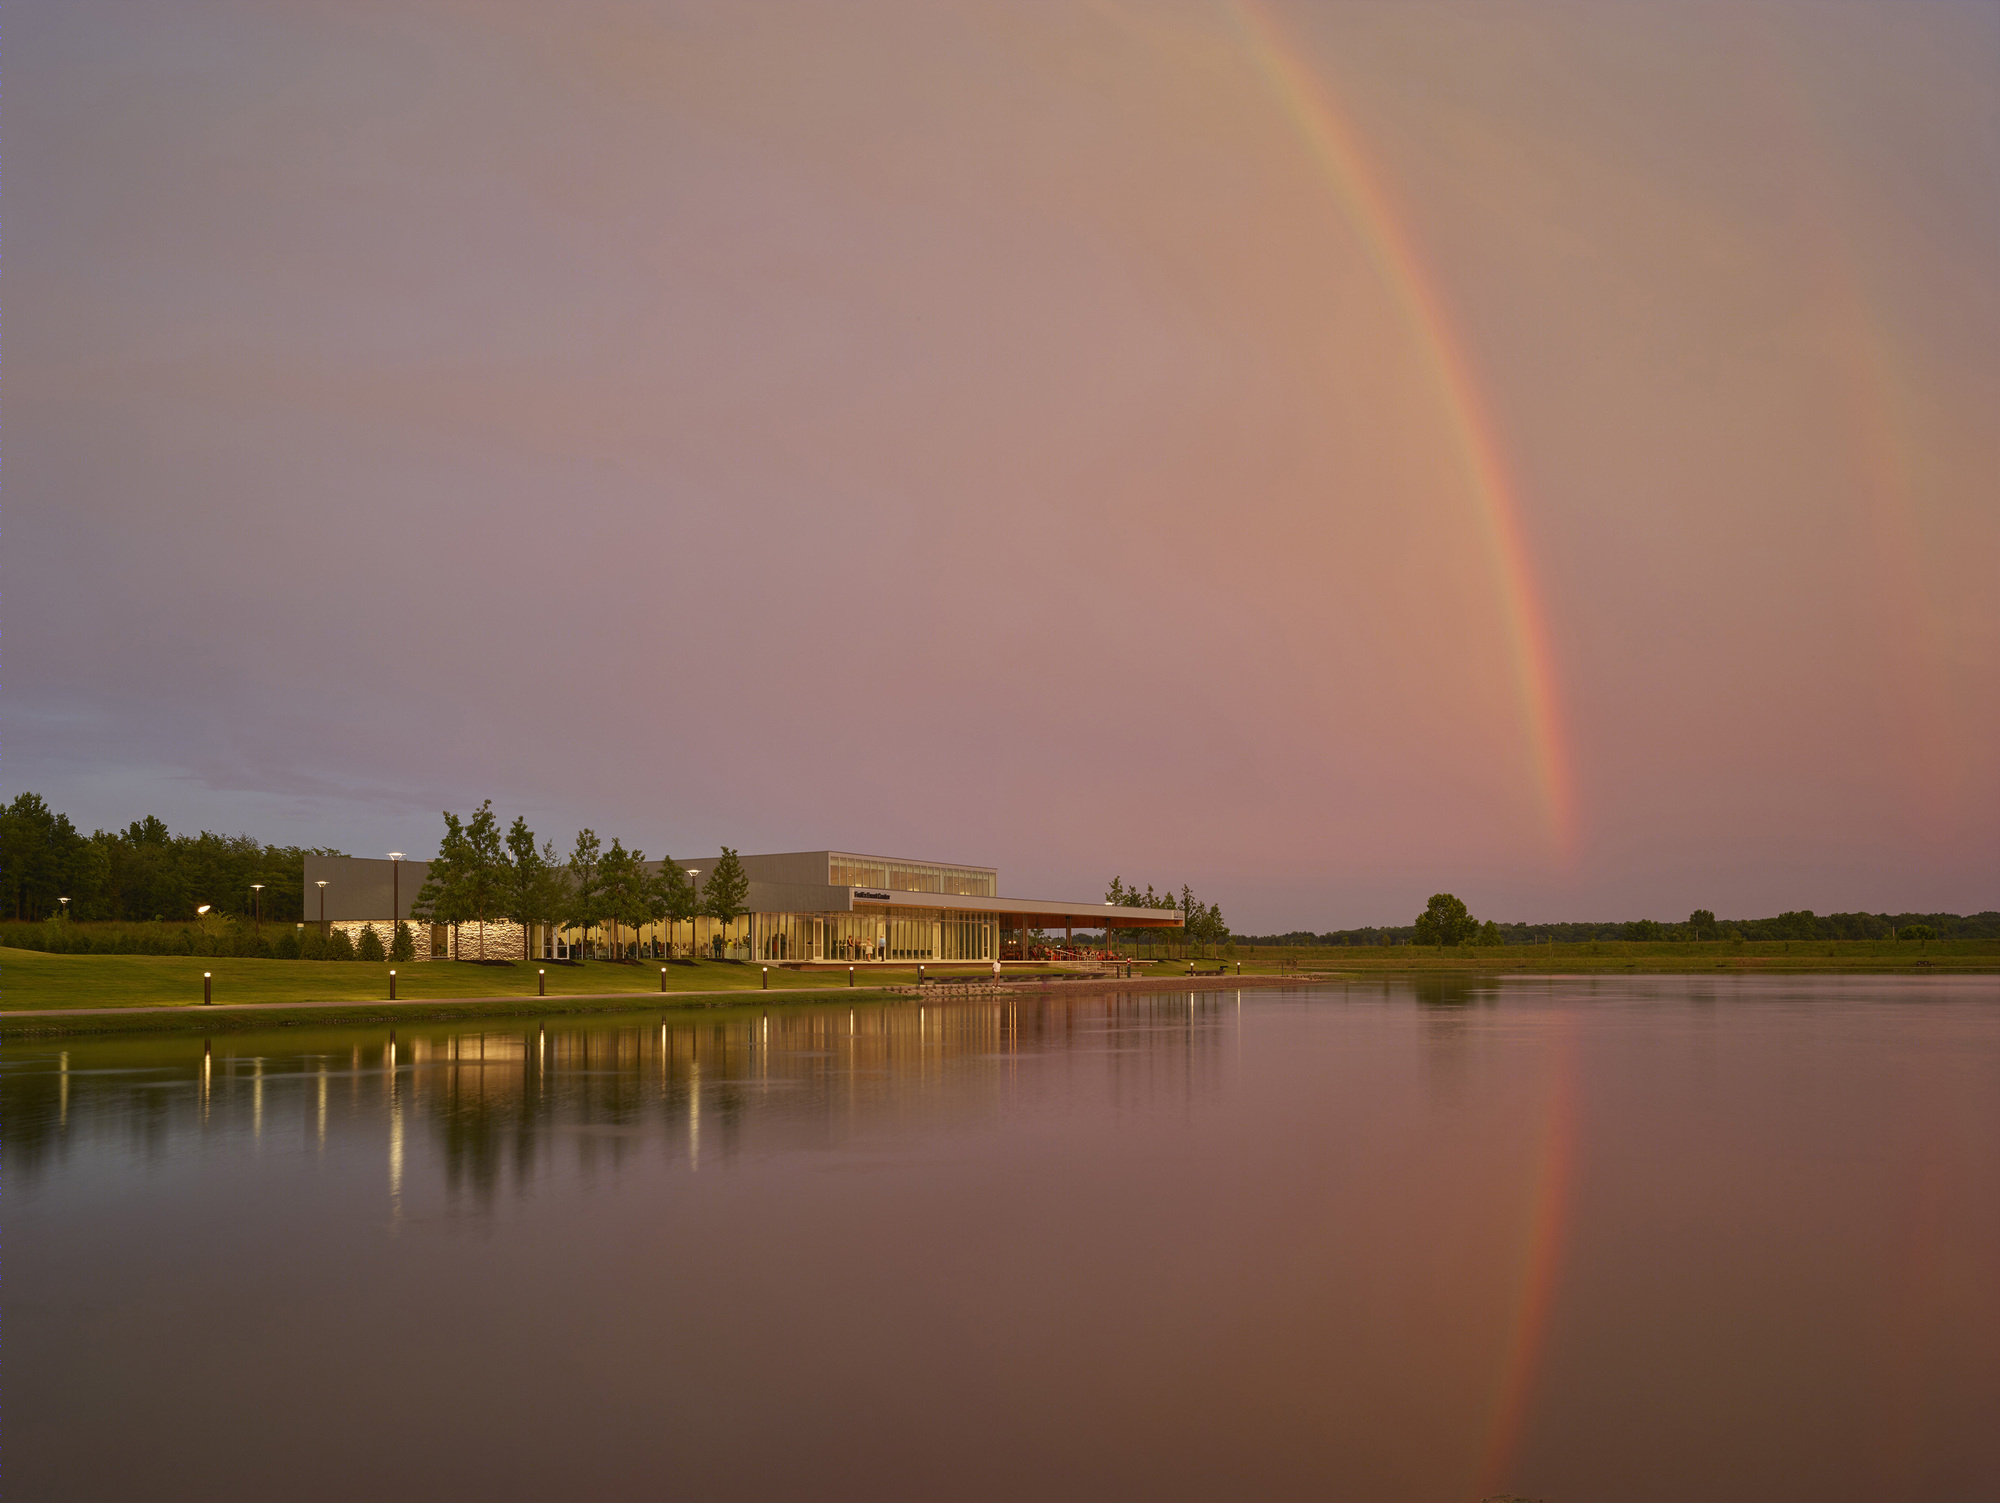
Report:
389,969,397,1000
762,965,769,990
538,968,546,997
660,966,667,993
203,971,212,1005
848,966,854,988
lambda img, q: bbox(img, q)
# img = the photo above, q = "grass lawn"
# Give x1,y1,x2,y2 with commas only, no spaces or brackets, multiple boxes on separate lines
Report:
0,948,966,1012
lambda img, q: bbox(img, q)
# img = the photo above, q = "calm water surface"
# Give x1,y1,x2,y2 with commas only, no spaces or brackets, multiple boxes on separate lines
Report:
7,977,1999,1501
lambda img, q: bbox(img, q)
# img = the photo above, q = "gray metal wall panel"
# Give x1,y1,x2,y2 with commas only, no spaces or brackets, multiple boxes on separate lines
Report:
302,854,431,922
744,881,853,914
739,851,833,887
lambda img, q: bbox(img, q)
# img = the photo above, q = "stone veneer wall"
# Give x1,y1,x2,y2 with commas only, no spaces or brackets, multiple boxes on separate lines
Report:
328,920,526,962
438,921,527,961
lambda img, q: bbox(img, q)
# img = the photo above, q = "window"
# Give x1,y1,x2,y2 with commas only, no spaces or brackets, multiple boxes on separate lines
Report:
828,855,996,898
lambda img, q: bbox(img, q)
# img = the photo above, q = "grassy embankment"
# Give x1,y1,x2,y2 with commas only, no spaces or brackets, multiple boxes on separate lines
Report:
7,940,1994,1039
0,948,1031,1029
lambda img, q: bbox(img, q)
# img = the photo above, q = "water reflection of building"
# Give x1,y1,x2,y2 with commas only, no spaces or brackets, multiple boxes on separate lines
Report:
408,993,1234,1199
301,849,1182,963
0,993,1234,1199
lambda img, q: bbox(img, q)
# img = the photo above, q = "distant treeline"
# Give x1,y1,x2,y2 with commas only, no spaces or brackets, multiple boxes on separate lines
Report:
1243,910,2000,946
0,793,341,924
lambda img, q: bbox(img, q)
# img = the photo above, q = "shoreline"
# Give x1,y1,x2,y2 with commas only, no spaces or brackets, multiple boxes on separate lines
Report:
6,963,1994,1038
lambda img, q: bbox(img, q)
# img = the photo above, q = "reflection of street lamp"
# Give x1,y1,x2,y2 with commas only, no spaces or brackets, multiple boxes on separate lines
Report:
250,883,264,927
315,881,328,935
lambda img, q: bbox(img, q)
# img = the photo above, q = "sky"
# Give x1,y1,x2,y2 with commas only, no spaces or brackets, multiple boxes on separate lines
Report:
8,0,1998,931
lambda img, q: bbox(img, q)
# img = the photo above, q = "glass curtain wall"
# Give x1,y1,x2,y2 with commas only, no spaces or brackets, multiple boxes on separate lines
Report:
757,913,818,961
738,909,1000,963
827,858,996,897
885,908,935,961
940,912,994,961
544,916,747,960
823,914,879,962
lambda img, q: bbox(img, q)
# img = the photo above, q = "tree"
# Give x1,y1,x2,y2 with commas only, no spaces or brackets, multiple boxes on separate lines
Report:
598,840,654,960
655,861,697,956
391,921,416,962
501,816,567,960
1898,923,1936,942
414,811,473,956
703,847,750,956
458,800,508,959
326,927,357,961
1689,909,1716,940
564,829,605,955
1105,877,1179,953
1475,919,1505,946
1177,886,1228,957
356,924,387,962
1413,893,1477,947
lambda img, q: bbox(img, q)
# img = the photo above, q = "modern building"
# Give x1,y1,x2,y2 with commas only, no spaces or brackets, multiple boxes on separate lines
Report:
301,849,1181,964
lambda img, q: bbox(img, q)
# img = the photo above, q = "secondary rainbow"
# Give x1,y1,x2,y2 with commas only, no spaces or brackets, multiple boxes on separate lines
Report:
1233,0,1576,855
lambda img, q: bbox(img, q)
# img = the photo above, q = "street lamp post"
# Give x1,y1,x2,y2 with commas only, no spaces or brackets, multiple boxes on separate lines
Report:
58,896,70,919
250,883,264,927
687,869,701,959
387,854,404,949
316,881,329,935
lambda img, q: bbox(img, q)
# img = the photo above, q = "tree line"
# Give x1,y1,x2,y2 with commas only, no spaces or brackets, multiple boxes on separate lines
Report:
0,793,337,924
411,800,750,959
1244,900,2000,947
1104,877,1228,956
0,792,756,962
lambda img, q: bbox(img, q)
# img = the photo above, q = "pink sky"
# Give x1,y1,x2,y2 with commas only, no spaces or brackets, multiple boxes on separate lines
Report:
10,1,1998,929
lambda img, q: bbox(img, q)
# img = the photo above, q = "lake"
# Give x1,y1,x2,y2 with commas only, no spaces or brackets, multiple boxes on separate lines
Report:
6,976,1998,1501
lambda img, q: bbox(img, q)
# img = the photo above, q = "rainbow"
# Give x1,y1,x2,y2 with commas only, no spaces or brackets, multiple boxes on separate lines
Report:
1471,1014,1581,1493
1751,28,1966,818
1230,1,1577,856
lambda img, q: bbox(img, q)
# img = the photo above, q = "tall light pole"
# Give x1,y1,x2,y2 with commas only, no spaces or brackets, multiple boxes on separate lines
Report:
387,853,405,945
58,896,70,921
316,880,328,935
687,869,701,959
250,883,264,927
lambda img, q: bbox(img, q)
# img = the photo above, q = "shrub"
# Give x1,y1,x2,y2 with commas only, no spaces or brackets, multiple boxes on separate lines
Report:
298,927,328,960
272,928,301,959
391,921,415,962
356,925,386,962
326,928,356,961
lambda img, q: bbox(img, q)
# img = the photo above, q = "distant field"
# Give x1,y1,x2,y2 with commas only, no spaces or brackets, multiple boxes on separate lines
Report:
1223,939,2000,972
